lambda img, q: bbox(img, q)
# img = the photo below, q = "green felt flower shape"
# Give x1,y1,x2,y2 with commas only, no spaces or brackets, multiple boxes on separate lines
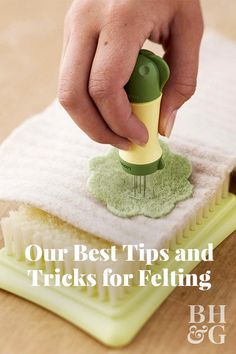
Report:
87,141,193,218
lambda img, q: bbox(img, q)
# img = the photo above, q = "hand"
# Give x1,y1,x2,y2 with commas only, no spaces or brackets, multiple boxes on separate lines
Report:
58,0,203,149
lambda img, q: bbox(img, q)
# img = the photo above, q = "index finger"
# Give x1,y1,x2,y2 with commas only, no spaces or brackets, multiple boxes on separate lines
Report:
89,21,151,146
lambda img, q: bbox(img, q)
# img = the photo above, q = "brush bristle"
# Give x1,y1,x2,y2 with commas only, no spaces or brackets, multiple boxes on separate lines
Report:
0,174,230,305
0,206,146,305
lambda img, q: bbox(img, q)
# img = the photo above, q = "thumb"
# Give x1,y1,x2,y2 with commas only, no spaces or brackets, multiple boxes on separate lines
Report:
159,1,203,137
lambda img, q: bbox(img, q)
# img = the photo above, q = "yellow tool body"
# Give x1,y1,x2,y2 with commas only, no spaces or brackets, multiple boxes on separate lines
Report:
119,96,162,169
119,50,170,193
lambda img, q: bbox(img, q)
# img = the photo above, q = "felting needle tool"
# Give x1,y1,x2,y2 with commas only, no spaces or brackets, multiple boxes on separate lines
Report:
119,49,170,197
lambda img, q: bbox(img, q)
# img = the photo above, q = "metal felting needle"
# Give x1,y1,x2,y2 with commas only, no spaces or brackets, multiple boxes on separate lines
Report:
133,175,147,197
119,49,170,197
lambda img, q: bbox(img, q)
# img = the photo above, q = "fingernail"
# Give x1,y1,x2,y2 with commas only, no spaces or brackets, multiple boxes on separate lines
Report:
130,138,147,147
165,110,177,138
130,132,149,146
118,142,132,151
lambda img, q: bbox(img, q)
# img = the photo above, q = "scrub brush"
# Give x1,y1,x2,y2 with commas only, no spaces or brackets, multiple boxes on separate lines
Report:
0,172,236,347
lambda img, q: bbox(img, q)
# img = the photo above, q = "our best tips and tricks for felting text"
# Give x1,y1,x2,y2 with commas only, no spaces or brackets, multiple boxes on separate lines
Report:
25,243,214,291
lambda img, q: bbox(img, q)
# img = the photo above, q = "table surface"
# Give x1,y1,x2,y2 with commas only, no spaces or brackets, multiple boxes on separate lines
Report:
0,1,235,353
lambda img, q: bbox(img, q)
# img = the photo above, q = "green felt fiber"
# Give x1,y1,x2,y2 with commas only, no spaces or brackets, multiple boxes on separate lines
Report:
87,142,193,218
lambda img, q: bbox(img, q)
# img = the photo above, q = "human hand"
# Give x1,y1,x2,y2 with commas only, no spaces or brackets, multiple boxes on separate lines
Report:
58,0,203,150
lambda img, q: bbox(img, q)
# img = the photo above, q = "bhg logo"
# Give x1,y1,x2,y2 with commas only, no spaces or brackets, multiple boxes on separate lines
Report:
187,305,226,345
